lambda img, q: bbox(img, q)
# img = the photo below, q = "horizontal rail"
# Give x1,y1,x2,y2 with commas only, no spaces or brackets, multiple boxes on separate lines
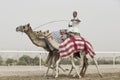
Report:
0,51,120,53
0,50,48,53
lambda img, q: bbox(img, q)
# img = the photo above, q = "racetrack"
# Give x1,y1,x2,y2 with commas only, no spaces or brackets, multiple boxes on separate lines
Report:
0,65,120,80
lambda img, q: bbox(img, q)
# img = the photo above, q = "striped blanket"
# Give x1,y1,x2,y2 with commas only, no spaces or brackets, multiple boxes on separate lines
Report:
59,36,95,58
50,30,67,43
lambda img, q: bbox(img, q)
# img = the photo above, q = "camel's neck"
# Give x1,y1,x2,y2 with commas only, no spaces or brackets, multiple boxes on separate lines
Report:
25,28,47,48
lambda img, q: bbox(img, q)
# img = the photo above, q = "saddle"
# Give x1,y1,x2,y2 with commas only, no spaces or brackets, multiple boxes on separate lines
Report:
37,30,81,52
43,30,59,51
45,34,59,50
44,30,81,51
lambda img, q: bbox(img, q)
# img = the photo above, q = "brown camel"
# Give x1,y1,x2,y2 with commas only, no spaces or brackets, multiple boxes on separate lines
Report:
16,23,66,76
37,30,102,78
16,23,100,77
35,30,89,77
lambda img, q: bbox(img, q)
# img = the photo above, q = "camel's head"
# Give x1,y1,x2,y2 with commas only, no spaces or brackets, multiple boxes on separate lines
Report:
16,23,31,33
34,30,45,38
34,30,50,38
43,30,50,37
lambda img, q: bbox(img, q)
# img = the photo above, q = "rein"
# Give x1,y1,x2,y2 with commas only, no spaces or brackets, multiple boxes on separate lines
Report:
33,20,69,30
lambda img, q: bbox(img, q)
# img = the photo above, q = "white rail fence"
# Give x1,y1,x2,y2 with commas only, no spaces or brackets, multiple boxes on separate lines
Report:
0,51,48,70
0,51,120,68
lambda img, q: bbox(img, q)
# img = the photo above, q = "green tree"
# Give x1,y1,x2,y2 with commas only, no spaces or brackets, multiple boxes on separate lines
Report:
32,56,39,65
6,58,17,66
0,56,3,65
17,55,33,65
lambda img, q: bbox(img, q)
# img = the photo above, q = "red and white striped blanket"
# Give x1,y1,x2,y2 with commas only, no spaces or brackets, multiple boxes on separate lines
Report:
59,36,95,58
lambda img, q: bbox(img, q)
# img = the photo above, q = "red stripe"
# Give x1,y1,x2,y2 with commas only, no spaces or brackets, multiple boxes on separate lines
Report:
85,42,95,58
59,38,84,48
61,49,76,57
59,39,73,48
86,43,95,55
60,45,75,53
60,44,84,53
86,41,93,49
59,36,95,58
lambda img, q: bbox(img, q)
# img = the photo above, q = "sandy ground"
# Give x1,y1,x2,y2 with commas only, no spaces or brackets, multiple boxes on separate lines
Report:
0,65,120,80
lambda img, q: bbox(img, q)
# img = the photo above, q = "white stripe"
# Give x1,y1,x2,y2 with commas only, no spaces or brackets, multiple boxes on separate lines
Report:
86,42,94,51
88,49,94,56
59,42,74,51
59,38,70,46
75,37,82,40
60,47,75,56
75,41,84,45
77,46,84,50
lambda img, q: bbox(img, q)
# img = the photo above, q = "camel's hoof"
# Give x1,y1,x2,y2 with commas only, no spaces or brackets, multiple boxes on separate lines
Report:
55,76,58,78
73,74,77,77
99,73,103,78
73,74,81,78
55,75,58,78
67,73,70,76
44,74,47,77
80,73,85,77
78,75,82,79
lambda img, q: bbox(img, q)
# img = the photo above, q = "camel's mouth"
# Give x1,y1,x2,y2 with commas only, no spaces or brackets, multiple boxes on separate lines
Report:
16,27,19,32
16,27,24,32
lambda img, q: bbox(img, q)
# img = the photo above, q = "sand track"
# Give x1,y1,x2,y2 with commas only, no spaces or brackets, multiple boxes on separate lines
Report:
0,65,120,80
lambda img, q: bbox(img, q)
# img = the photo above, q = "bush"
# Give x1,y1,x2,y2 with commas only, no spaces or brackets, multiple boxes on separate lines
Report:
0,56,3,65
89,57,114,65
6,58,17,66
32,56,39,65
60,58,80,65
17,55,33,65
17,55,41,66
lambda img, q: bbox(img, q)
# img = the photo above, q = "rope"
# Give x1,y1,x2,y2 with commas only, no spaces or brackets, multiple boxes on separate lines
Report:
33,20,69,30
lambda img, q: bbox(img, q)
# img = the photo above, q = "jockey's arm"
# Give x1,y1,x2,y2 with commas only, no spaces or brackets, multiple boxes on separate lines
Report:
76,19,81,22
71,18,81,23
68,24,72,27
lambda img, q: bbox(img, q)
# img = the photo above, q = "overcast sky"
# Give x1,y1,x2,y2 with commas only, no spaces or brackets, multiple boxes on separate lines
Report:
0,0,120,52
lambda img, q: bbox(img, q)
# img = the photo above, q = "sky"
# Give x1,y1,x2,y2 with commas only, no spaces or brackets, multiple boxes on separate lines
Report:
0,0,120,52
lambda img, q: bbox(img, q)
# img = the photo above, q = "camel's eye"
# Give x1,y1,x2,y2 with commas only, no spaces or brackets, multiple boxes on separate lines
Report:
23,26,25,29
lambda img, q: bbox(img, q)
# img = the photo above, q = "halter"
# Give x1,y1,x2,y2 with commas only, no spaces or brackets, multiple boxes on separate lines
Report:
45,33,53,39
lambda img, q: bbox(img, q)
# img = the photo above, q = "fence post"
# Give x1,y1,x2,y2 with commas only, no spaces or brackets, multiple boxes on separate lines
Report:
113,53,115,68
39,53,41,70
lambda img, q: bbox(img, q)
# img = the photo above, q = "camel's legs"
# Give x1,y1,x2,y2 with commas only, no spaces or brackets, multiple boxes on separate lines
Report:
68,65,74,75
58,65,66,72
79,51,84,73
80,57,88,77
44,52,55,76
79,51,88,77
55,58,62,78
45,60,53,76
73,51,85,77
70,56,81,78
45,53,67,77
93,57,103,77
44,66,50,77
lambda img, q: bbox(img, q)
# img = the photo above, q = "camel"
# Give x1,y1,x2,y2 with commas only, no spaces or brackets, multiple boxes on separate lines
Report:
39,30,103,78
16,24,64,76
16,24,84,76
54,35,102,78
34,29,90,77
16,23,102,78
40,30,88,78
16,23,88,77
